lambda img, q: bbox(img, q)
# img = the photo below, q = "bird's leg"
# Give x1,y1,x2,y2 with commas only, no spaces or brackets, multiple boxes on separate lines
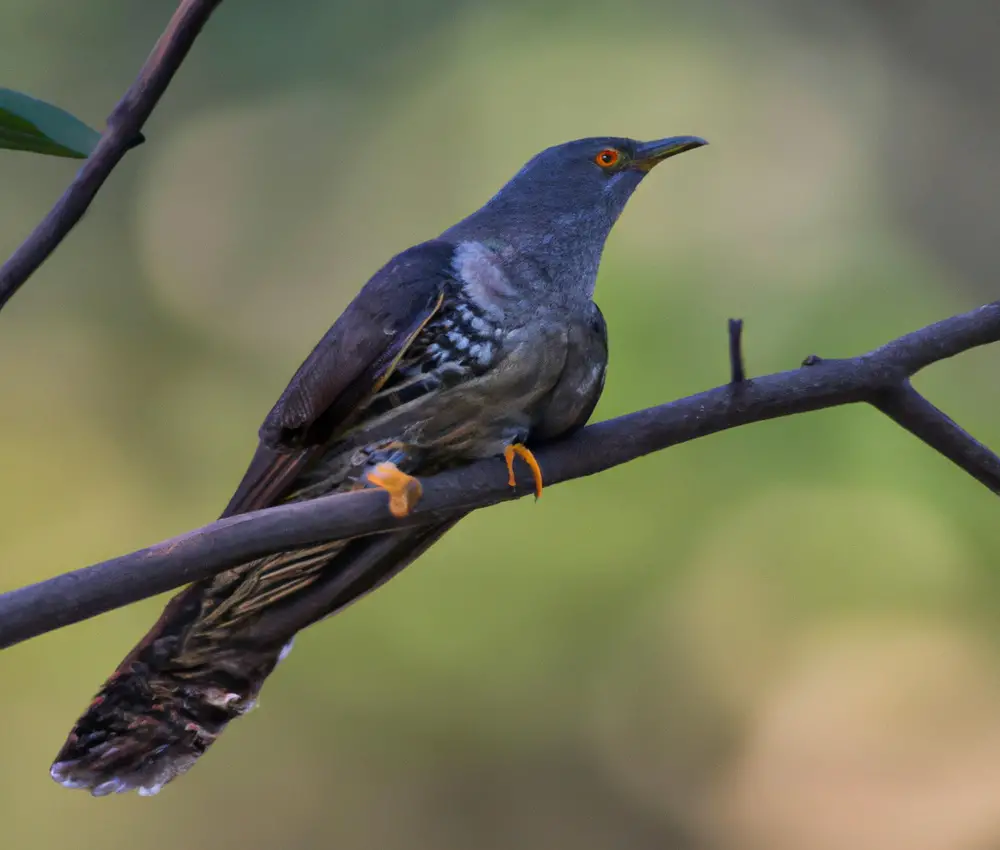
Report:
504,444,544,499
358,441,423,518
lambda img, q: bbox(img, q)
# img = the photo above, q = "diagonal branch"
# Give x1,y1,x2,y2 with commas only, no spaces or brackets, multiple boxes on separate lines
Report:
0,0,225,312
1,300,998,650
872,381,1000,494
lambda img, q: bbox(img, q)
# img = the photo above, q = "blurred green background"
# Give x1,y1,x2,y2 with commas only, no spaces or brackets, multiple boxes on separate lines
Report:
3,1,1000,848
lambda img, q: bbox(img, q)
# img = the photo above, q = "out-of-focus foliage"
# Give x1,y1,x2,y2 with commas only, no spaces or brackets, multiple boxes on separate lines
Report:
1,1,999,849
0,88,100,158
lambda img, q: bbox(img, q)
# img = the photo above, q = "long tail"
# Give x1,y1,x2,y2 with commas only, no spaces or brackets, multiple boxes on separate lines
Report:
50,520,458,796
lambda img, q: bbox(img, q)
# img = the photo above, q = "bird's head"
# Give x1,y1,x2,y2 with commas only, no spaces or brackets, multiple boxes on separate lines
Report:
493,134,708,215
444,135,707,297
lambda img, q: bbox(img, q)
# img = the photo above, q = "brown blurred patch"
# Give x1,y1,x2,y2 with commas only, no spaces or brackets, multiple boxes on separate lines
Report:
719,622,1000,850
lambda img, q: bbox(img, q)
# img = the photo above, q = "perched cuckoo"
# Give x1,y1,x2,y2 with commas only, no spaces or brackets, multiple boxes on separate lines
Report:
51,134,707,795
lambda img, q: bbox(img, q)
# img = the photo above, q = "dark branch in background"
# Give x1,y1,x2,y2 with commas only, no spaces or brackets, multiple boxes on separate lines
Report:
0,0,224,312
2,301,999,650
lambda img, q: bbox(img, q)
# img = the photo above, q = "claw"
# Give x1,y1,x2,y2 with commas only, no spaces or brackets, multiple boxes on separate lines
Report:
365,462,423,517
504,444,543,499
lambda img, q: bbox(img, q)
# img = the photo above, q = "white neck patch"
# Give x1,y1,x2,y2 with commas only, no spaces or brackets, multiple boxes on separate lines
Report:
452,241,517,315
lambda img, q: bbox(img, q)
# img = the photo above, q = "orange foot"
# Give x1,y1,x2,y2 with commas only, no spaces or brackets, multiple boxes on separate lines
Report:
504,444,544,499
365,462,423,518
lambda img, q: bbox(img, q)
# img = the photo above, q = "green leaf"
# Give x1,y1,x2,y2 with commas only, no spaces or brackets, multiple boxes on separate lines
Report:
0,88,101,159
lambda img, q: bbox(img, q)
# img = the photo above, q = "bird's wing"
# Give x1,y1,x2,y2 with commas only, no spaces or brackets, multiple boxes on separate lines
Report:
221,239,457,516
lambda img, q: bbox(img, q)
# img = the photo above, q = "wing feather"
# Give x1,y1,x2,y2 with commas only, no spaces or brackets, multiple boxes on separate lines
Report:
221,240,456,517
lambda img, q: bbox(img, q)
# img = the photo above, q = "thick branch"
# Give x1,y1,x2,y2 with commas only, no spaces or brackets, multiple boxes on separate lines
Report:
2,300,998,649
0,0,224,311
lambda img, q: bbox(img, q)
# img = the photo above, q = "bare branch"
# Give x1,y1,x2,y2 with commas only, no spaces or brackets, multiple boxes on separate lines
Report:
872,381,1000,494
0,0,224,312
2,300,998,650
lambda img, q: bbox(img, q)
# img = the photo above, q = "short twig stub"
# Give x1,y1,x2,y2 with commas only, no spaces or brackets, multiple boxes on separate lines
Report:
728,318,746,383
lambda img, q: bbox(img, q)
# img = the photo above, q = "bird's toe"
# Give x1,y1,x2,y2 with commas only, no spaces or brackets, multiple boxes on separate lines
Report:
365,462,423,517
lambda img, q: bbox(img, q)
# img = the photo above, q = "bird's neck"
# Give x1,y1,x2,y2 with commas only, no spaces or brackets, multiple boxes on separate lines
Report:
441,205,616,304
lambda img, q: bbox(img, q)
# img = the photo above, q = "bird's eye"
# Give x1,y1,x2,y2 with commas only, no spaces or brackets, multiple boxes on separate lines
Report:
594,148,621,168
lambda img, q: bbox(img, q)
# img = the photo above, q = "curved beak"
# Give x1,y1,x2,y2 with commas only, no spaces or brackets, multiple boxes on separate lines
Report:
632,135,708,171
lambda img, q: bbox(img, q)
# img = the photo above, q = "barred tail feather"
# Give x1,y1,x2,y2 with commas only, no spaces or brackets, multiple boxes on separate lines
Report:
50,640,291,796
50,521,457,796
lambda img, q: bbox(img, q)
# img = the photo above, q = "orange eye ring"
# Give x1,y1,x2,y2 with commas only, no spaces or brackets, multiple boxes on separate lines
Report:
595,148,621,168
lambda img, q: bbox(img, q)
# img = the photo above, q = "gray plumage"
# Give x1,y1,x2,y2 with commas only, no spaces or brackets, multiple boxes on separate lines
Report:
50,134,707,796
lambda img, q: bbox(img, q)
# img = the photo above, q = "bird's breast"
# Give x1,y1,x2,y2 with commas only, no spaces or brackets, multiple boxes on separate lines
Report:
345,240,585,465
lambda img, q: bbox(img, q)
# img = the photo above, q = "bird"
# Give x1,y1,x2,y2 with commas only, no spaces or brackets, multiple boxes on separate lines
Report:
50,133,707,796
